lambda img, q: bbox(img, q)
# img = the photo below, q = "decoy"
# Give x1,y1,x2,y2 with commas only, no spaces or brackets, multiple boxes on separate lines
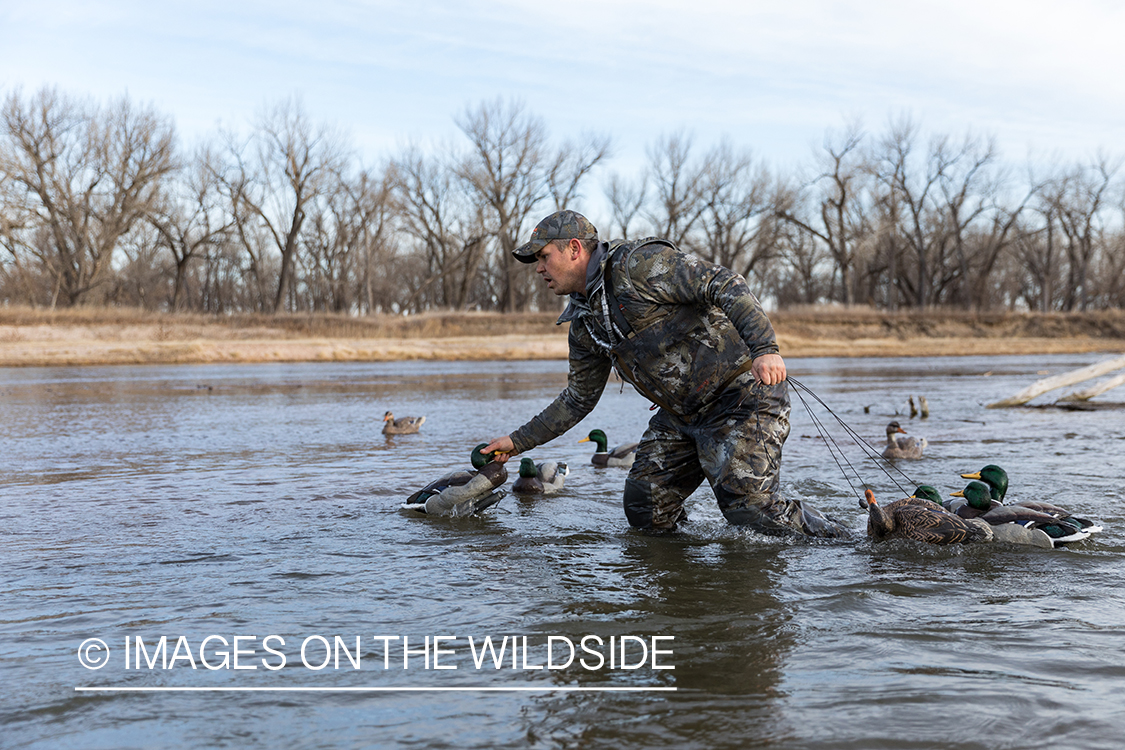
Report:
911,485,945,506
959,464,1102,535
578,429,638,468
950,481,1092,547
860,488,992,544
401,445,507,516
383,411,425,435
512,458,570,496
960,465,1011,501
881,421,927,459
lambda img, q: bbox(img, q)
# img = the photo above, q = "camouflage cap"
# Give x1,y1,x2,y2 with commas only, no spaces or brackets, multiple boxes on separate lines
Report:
513,210,598,263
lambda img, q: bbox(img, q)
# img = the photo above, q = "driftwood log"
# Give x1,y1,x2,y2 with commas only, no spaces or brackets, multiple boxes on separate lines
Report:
987,355,1125,408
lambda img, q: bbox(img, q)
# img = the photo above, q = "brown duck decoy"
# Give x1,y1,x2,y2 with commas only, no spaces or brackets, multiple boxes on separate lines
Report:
881,421,927,459
861,489,992,544
383,411,426,435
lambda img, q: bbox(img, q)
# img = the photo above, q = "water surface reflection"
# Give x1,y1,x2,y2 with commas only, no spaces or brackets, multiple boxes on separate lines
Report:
1,356,1124,749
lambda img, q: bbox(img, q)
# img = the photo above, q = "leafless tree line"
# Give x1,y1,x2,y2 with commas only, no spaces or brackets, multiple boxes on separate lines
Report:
2,86,1123,314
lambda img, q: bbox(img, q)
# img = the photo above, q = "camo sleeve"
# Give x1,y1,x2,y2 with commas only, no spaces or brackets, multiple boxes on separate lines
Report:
626,243,779,359
508,321,612,454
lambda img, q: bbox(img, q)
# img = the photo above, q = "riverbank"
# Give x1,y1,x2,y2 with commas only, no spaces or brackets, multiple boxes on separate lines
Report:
2,307,1124,366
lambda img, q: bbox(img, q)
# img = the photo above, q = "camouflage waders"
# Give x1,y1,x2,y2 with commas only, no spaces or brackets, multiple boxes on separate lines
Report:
624,375,846,537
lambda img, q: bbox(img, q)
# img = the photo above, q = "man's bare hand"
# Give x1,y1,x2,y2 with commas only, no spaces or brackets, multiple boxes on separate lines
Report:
752,353,787,385
482,435,516,463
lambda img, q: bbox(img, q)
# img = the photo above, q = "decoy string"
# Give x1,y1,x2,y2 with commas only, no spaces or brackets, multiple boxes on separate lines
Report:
791,381,866,502
787,376,919,500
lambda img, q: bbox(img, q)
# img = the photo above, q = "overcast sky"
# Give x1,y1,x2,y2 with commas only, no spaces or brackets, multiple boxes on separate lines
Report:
4,0,1123,181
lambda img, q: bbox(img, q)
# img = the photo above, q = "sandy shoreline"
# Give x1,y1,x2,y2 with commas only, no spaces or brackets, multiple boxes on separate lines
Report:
3,326,1124,367
2,308,1125,365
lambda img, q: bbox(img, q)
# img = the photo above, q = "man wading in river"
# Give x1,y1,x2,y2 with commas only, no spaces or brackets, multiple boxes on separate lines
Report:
483,210,848,537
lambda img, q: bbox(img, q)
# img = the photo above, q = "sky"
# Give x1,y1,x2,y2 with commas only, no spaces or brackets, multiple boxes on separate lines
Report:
3,0,1124,188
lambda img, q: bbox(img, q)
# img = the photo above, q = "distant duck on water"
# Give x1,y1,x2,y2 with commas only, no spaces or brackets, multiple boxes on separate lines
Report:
578,429,638,469
383,411,425,435
401,445,507,516
882,421,927,459
512,458,570,496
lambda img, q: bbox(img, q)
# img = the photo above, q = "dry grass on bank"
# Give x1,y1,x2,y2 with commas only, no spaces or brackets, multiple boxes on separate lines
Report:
2,305,1124,367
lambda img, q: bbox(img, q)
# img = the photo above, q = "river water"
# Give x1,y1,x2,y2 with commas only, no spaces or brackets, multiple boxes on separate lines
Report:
2,354,1124,749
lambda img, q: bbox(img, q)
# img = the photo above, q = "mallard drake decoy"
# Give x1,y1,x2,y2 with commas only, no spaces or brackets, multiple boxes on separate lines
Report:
911,485,945,506
960,464,1103,536
512,458,570,496
383,411,425,435
950,481,1091,547
881,421,927,459
861,488,992,544
578,429,638,468
401,444,507,516
960,464,1010,502
942,482,1001,520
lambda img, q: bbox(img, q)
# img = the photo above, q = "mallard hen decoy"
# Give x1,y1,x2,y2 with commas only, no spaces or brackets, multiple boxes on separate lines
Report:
578,429,638,468
960,464,1103,536
383,411,425,435
950,481,1092,547
881,421,927,459
401,444,507,516
512,458,570,496
861,489,992,544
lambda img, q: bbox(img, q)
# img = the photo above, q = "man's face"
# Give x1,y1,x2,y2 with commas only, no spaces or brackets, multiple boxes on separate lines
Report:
534,239,586,296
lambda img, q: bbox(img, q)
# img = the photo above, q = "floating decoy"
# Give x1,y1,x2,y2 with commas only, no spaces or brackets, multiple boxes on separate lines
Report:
881,421,927,459
512,458,570,496
911,485,945,506
959,464,1103,536
578,429,638,468
960,465,1011,501
383,411,425,435
950,481,1092,547
401,444,507,516
861,489,992,544
942,482,1001,519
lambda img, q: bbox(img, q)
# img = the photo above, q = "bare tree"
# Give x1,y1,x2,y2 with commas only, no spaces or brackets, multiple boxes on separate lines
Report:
109,221,166,308
645,131,708,246
394,144,488,310
1094,204,1125,308
1048,156,1119,311
456,98,609,312
455,99,549,312
868,117,946,308
344,166,397,314
774,220,829,306
147,144,233,310
604,171,648,239
215,98,348,313
779,123,869,305
1014,200,1063,312
302,164,395,312
0,87,176,305
694,138,781,280
546,133,613,210
0,167,43,303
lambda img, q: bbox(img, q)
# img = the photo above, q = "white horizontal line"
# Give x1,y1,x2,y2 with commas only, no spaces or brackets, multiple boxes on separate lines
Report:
75,686,677,693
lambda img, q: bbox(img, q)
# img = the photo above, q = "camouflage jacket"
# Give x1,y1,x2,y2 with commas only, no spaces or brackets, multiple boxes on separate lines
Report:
509,238,780,454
